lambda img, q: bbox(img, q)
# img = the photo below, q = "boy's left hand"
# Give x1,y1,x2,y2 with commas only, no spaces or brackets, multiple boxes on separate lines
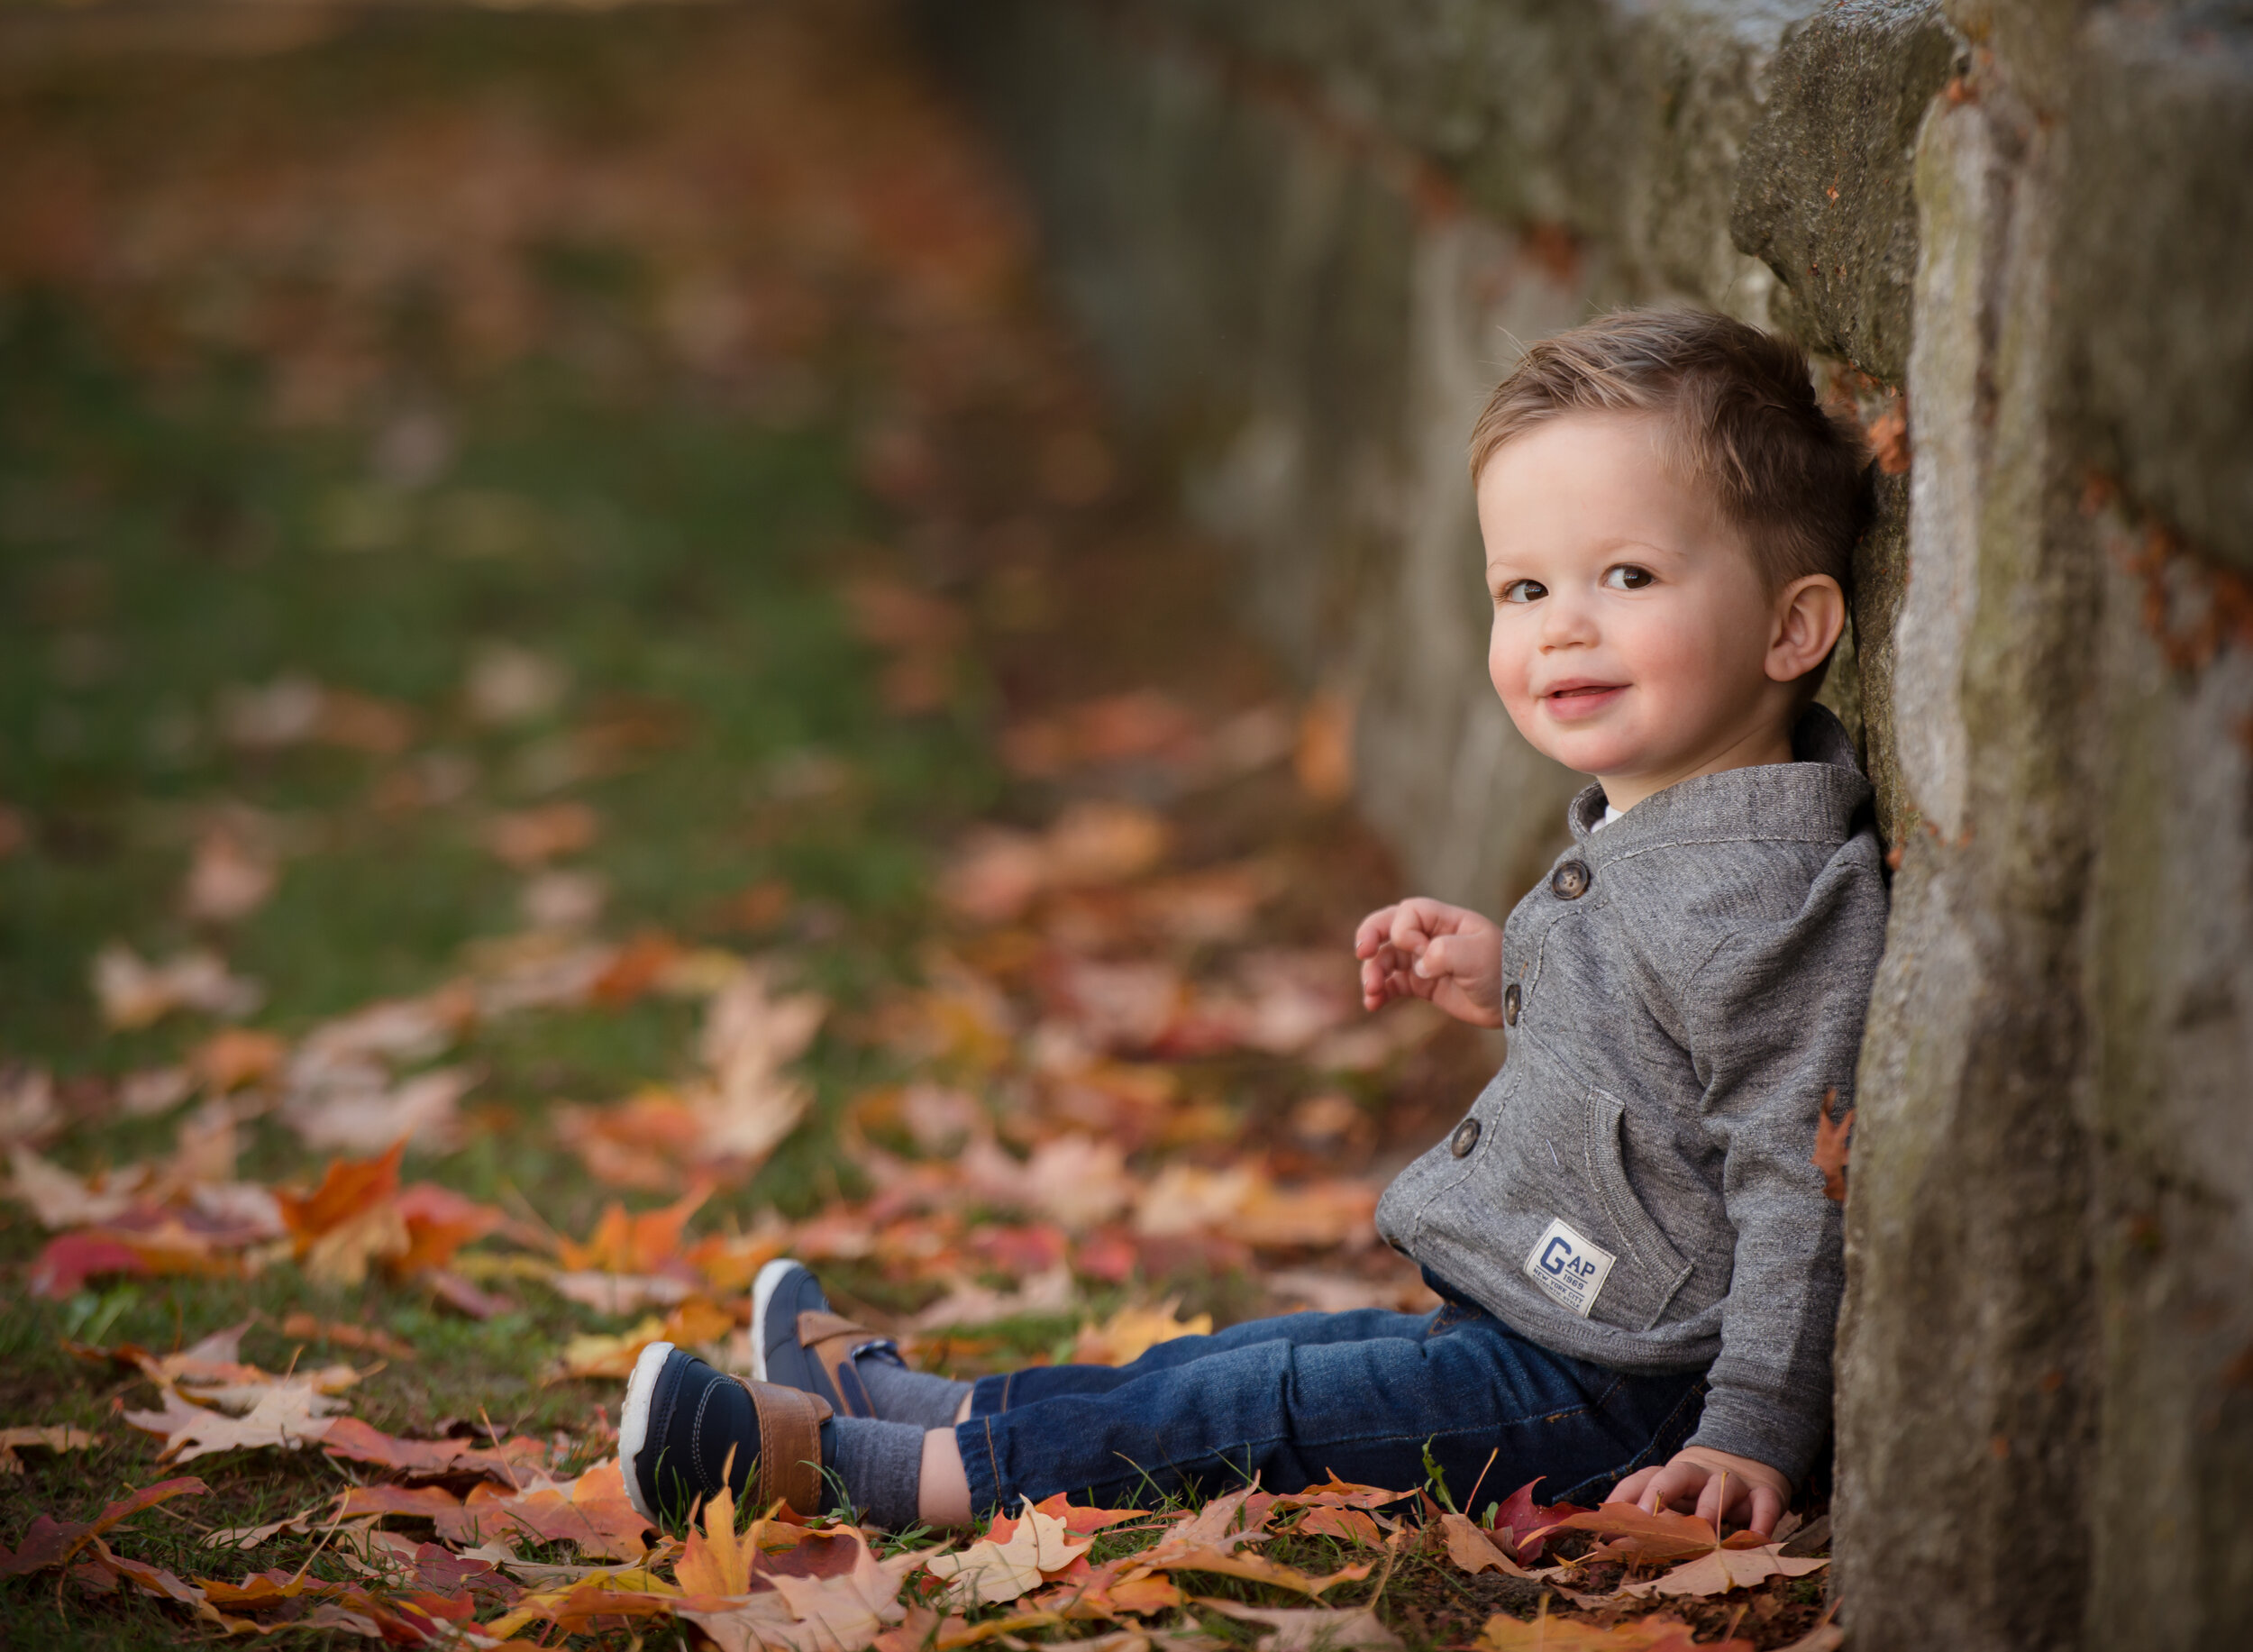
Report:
1607,1446,1791,1538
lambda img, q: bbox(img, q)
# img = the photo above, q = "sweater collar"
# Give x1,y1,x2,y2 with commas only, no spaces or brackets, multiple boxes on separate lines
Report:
1565,705,1873,856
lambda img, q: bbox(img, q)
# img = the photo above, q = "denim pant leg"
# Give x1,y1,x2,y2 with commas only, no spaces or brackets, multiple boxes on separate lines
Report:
969,1307,1441,1412
953,1304,1708,1516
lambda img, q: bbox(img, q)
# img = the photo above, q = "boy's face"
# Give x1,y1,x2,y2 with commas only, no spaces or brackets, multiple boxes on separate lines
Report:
1476,411,1810,807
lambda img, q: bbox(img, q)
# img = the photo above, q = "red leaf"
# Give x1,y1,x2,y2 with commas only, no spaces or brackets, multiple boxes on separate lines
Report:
29,1234,150,1298
0,1476,208,1575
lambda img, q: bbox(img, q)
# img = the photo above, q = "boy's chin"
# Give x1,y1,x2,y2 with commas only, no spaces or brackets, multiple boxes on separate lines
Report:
1527,728,1644,780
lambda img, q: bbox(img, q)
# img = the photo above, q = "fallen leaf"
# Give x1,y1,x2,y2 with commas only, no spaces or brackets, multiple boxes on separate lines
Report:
92,945,262,1028
6,1146,147,1228
926,1498,1092,1606
279,1313,415,1361
117,1065,195,1118
1481,1479,1591,1565
1440,1511,1531,1578
0,1425,97,1474
910,1262,1078,1331
680,1525,924,1652
123,1381,343,1464
1476,1611,1738,1652
1619,1541,1829,1601
1072,1299,1211,1366
1137,1483,1273,1565
190,1028,287,1093
1197,1599,1401,1652
183,825,278,923
0,1475,206,1575
556,1184,711,1274
1293,1507,1385,1545
437,1461,651,1559
1534,1505,1733,1566
320,1417,547,1483
0,1066,58,1148
1151,1549,1373,1597
467,642,569,725
488,801,600,866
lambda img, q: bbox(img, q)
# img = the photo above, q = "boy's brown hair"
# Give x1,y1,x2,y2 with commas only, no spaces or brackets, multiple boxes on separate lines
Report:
1468,308,1871,597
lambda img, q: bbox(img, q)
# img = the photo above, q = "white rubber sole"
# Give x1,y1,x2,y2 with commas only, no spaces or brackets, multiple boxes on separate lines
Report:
616,1338,677,1525
747,1257,803,1384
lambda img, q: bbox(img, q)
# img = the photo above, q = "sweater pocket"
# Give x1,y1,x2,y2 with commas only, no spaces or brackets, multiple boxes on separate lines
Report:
1575,1085,1695,1332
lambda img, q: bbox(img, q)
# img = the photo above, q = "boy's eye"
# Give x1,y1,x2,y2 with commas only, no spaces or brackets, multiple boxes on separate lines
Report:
1499,579,1546,604
1602,564,1656,590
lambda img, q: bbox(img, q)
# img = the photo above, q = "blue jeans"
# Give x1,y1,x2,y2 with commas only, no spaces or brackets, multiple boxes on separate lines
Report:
953,1298,1709,1517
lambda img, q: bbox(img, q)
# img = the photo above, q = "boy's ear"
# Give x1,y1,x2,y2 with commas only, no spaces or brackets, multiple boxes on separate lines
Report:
1766,574,1847,685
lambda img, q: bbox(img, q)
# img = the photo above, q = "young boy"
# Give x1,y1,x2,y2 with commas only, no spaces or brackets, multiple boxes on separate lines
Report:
616,308,1885,1541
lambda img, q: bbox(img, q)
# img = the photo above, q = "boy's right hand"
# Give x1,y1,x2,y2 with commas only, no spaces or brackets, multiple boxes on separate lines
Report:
1354,899,1505,1028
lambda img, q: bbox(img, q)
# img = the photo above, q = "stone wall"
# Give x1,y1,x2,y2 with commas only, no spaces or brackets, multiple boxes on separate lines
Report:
921,2,2253,1645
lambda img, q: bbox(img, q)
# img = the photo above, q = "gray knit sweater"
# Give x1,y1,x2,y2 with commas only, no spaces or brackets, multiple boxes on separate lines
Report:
1374,706,1886,1485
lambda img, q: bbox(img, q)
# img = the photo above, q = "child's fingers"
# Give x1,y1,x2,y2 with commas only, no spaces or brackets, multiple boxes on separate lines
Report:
1632,1459,1701,1515
1354,907,1400,956
1386,904,1438,954
1693,1470,1732,1529
1605,1466,1659,1508
1745,1484,1784,1539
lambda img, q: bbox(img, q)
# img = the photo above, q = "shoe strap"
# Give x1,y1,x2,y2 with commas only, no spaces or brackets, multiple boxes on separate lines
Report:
797,1310,892,1418
741,1377,833,1518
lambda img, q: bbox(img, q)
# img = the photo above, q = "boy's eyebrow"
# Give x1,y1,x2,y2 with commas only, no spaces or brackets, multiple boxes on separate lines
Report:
1483,535,1682,571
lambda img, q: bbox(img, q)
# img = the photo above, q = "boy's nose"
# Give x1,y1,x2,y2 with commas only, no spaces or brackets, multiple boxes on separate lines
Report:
1539,597,1598,646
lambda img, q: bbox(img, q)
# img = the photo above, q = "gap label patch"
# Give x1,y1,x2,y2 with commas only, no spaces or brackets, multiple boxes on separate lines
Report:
1523,1217,1617,1318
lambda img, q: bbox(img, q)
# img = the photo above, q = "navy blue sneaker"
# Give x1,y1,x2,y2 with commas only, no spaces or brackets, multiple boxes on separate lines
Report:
618,1340,832,1524
749,1258,900,1418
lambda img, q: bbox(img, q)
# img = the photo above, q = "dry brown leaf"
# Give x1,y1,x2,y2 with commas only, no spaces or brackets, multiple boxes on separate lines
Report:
278,1314,414,1360
1475,1611,1734,1652
0,1475,207,1577
1137,1483,1273,1565
438,1462,651,1560
1619,1542,1829,1601
1197,1599,1401,1652
680,1525,924,1652
319,1416,546,1482
910,1262,1077,1332
926,1499,1091,1607
6,1147,147,1229
123,1383,342,1464
0,1425,97,1474
1440,1511,1531,1578
488,801,600,867
191,1028,288,1093
0,1067,59,1147
92,945,262,1028
183,826,278,923
1072,1300,1212,1366
1152,1549,1373,1597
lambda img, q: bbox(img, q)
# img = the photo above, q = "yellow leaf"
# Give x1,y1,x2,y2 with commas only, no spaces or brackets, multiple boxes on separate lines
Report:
676,1462,754,1597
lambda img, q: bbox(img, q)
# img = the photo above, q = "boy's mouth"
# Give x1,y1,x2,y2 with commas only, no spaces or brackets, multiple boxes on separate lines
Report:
1540,680,1627,719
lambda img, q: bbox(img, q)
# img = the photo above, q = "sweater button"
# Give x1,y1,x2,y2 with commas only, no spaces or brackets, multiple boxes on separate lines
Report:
1502,983,1521,1026
1449,1118,1482,1157
1550,861,1591,899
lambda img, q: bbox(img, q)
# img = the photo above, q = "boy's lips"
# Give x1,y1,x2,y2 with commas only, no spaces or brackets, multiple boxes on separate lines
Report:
1539,680,1627,719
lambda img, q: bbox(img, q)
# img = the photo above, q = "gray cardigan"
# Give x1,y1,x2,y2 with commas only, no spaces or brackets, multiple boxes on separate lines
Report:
1374,707,1886,1485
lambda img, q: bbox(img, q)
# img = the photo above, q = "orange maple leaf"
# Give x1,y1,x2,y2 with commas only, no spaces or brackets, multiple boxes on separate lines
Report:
556,1184,711,1273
